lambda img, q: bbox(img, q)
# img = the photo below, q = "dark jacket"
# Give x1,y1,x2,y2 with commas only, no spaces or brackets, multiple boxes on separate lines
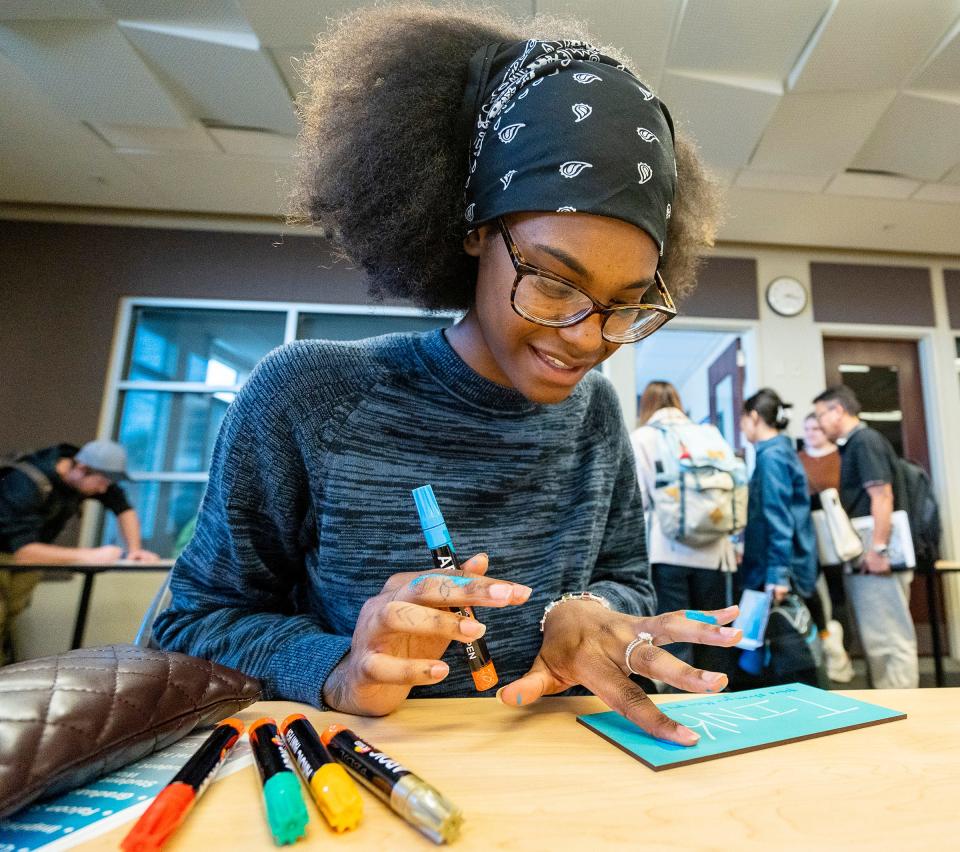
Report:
0,444,130,553
742,434,817,597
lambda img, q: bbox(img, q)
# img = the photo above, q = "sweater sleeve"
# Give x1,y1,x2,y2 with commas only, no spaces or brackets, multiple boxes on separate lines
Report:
587,392,656,618
152,345,352,707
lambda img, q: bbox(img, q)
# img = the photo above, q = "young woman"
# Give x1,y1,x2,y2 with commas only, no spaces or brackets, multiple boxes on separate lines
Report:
630,381,737,685
154,3,737,746
739,390,817,604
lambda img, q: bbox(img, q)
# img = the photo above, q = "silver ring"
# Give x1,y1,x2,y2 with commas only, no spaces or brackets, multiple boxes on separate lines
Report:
624,631,655,675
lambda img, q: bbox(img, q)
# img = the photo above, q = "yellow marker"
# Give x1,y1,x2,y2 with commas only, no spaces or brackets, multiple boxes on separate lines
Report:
279,713,363,832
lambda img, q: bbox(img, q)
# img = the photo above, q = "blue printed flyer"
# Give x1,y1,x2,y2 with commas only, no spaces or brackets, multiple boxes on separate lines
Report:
578,683,906,771
0,730,252,851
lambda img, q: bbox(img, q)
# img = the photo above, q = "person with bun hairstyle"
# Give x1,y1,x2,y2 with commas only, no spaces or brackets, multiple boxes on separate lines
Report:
739,389,817,603
154,3,738,746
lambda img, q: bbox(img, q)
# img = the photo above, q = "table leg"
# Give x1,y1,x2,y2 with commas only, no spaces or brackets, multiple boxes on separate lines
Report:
925,567,945,688
71,574,95,650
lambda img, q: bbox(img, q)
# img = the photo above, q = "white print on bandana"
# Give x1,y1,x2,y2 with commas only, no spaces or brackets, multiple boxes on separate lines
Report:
572,72,602,84
559,161,593,178
637,162,654,184
557,206,577,212
637,83,655,100
637,127,659,143
518,88,529,100
666,203,672,220
572,103,592,122
497,123,526,143
465,203,475,222
501,170,518,189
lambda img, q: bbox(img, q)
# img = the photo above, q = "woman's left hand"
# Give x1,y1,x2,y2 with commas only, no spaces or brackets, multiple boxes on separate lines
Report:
498,602,742,746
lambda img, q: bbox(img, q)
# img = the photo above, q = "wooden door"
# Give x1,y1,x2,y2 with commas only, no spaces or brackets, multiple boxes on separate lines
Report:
822,337,938,655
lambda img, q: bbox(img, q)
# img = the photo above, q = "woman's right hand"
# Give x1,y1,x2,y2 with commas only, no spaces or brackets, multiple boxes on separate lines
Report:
321,553,532,716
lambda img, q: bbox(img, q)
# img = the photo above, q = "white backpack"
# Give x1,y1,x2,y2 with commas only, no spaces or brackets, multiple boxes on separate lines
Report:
649,422,748,546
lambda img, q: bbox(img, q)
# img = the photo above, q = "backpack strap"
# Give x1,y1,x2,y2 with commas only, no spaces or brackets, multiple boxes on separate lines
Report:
0,458,54,503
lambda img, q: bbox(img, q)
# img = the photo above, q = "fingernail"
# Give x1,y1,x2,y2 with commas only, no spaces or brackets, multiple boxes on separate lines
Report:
430,663,449,679
512,584,533,602
719,627,741,639
462,619,486,638
677,725,700,744
702,670,726,685
489,583,513,601
495,686,506,702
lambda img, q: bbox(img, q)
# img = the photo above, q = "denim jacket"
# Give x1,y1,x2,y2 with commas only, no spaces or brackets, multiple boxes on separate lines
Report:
741,434,817,597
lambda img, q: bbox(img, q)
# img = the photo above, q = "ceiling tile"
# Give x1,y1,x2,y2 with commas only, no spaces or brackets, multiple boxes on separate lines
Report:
750,90,896,175
120,150,295,215
825,172,922,200
99,1,251,31
668,0,831,81
93,122,220,153
268,45,312,95
851,93,960,181
0,54,153,207
538,0,682,88
791,0,960,91
911,18,960,95
658,71,781,170
235,0,362,46
236,0,534,48
0,20,186,126
207,128,295,159
0,1,108,20
120,22,298,135
735,170,830,193
911,183,960,203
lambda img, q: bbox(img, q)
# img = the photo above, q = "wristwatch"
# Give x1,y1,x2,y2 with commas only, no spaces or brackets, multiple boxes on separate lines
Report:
872,543,889,557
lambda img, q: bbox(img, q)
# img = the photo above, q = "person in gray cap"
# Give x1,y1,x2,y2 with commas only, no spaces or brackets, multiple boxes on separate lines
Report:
0,440,159,658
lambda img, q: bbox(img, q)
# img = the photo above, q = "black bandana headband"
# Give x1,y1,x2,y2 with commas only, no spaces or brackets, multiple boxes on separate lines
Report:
461,39,677,258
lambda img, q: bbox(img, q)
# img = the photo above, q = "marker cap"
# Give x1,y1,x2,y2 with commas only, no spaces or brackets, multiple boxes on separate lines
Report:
412,484,453,550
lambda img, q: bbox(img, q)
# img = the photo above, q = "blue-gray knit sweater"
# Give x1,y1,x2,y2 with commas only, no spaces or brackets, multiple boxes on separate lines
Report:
153,329,653,706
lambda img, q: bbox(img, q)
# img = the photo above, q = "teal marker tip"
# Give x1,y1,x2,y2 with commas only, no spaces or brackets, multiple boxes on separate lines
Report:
262,772,309,845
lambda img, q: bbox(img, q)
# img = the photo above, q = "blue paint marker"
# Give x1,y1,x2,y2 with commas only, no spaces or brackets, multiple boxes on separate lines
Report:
412,485,498,692
685,610,718,625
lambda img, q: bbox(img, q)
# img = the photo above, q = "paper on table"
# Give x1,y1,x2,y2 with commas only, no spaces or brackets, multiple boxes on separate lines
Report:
577,683,905,771
0,730,253,851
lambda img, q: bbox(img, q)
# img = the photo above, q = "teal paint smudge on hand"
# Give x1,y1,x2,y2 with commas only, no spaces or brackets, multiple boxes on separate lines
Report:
685,610,718,624
516,694,523,706
410,573,474,588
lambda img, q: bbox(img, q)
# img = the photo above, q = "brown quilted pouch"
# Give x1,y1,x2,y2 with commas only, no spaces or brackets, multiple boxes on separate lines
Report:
0,644,262,818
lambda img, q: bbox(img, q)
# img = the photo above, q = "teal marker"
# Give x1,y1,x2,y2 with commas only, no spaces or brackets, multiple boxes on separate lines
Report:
685,610,718,624
249,717,309,844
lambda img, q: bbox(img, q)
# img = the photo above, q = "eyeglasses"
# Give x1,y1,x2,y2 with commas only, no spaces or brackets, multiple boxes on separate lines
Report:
496,217,677,344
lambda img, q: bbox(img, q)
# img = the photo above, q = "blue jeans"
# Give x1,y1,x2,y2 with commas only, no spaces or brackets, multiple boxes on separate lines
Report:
652,563,735,688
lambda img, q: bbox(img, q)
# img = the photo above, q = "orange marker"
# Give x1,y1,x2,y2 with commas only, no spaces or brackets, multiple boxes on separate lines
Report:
120,718,243,852
412,484,498,691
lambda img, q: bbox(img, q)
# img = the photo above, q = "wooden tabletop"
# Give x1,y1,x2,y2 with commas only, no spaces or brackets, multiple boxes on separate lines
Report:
81,690,959,851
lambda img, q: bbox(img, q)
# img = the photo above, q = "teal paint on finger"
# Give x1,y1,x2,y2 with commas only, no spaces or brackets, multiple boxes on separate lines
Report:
409,573,474,588
516,693,523,706
685,610,717,624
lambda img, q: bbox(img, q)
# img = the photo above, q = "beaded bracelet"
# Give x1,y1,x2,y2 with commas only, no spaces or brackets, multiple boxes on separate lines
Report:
539,591,611,632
